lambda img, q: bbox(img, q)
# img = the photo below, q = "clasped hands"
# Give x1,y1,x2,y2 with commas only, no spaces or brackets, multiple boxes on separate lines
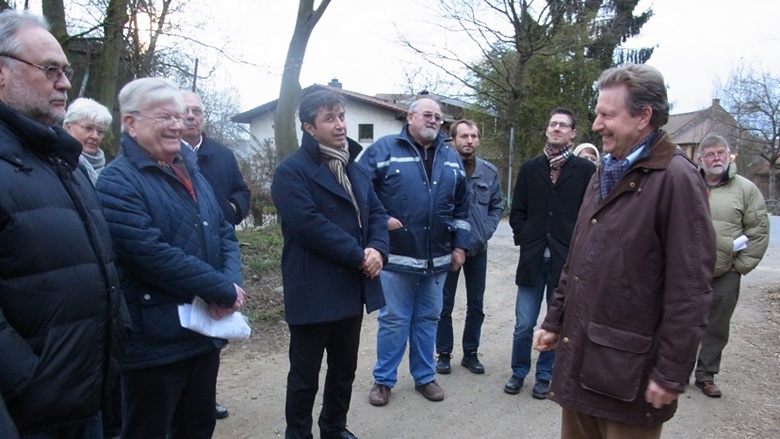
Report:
208,283,246,320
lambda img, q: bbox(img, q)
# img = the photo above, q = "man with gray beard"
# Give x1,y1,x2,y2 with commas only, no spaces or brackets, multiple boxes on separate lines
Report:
359,98,470,406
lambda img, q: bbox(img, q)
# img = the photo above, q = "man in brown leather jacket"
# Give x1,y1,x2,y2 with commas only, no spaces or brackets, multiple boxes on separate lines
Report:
533,64,716,439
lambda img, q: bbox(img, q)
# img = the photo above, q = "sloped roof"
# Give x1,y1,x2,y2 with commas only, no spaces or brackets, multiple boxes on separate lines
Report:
232,84,410,124
664,99,739,145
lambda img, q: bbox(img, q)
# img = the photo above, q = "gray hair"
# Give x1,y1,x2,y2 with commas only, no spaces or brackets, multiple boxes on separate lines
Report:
408,98,441,114
0,10,49,60
697,134,730,157
597,63,670,129
64,98,112,127
118,77,184,132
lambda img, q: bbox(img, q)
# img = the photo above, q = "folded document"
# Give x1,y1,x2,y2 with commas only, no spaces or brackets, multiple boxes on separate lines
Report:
178,296,251,341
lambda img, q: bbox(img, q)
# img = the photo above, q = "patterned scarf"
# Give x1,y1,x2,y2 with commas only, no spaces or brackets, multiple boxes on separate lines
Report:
600,130,659,199
544,143,572,184
319,143,361,227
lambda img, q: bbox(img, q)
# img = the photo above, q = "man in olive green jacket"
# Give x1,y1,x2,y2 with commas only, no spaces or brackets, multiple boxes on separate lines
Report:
695,134,770,398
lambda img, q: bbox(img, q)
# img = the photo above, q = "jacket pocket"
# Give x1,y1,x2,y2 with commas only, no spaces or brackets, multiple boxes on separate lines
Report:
140,292,190,343
579,321,653,401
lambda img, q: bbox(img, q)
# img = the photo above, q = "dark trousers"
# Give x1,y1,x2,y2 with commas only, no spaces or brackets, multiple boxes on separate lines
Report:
120,349,219,439
695,270,742,382
101,375,122,438
285,315,363,439
437,249,488,355
19,414,102,439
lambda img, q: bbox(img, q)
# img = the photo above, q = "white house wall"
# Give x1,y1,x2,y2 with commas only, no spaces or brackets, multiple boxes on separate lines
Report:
245,96,406,152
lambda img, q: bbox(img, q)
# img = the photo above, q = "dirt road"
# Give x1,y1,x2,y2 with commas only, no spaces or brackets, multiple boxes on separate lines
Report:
215,219,780,438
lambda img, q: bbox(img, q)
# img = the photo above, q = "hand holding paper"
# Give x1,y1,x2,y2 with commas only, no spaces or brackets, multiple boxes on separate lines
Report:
179,296,251,341
733,235,749,252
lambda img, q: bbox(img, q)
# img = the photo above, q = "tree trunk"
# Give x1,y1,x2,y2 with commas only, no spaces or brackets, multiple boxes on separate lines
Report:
41,0,68,49
94,0,129,157
274,0,331,162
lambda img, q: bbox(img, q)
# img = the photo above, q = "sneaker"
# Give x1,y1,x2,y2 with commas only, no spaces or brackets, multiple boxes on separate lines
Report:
695,380,722,398
436,353,451,374
504,376,523,394
460,352,485,374
368,383,391,406
415,380,445,401
532,379,551,399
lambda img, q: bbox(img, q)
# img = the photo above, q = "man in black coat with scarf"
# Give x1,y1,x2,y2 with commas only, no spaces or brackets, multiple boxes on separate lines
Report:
505,108,596,399
271,89,388,439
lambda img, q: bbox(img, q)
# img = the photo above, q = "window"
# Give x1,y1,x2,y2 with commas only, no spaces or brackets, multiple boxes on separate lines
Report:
358,124,374,142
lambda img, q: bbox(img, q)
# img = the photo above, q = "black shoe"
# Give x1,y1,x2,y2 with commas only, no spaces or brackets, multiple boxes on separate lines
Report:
504,376,523,394
215,402,229,419
322,429,360,439
436,353,451,374
461,352,485,374
532,379,551,399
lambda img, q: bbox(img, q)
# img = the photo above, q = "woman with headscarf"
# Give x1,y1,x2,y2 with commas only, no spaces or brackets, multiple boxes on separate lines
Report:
63,97,112,185
95,77,245,439
573,142,601,168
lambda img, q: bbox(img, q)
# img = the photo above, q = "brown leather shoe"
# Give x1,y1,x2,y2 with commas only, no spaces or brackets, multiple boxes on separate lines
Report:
415,380,445,401
369,383,391,406
695,380,722,398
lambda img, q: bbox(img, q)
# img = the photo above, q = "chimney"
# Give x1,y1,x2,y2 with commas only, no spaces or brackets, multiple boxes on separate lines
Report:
712,98,721,107
328,78,342,89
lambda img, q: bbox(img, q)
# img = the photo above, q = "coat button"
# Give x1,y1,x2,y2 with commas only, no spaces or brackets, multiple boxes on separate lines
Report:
549,392,555,398
203,221,209,226
590,218,597,224
629,182,636,188
562,337,570,344
143,294,151,300
646,412,652,418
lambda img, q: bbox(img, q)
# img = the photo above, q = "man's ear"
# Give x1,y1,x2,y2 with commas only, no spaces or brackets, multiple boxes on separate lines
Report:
123,114,136,137
637,106,652,130
303,122,316,139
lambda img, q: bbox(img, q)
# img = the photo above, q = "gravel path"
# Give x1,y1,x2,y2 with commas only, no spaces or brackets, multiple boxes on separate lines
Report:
215,218,780,438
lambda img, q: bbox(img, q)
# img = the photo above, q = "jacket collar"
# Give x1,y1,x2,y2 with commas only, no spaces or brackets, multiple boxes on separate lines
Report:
628,130,681,171
120,132,196,171
0,100,82,169
397,123,449,151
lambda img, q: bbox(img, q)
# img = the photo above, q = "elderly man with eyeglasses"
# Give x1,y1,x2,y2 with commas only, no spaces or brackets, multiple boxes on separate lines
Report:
505,108,596,399
359,98,470,406
0,10,126,438
693,134,769,398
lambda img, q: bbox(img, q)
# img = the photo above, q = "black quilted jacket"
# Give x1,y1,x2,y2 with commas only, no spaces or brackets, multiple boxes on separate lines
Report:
0,101,124,434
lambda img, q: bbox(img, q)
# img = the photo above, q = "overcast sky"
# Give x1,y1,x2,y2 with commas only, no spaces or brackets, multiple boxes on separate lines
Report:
202,0,780,116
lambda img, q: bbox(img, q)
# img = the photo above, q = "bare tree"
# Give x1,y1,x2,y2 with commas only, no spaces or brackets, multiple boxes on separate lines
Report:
274,0,331,161
721,66,780,204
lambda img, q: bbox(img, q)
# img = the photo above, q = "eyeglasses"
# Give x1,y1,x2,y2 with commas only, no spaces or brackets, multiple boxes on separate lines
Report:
413,111,443,123
702,150,728,160
0,54,74,82
76,123,107,137
131,112,185,127
185,107,204,117
548,121,572,129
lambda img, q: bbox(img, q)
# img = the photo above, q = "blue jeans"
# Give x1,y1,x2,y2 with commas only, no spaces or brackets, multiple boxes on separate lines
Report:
373,270,445,387
437,249,488,355
511,257,555,381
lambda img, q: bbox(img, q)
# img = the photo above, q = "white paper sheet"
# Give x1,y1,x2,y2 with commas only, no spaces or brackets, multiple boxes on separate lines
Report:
733,234,749,252
178,296,251,341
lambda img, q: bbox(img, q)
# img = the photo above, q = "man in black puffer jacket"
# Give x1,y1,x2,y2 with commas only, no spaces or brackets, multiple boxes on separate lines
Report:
0,10,126,438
